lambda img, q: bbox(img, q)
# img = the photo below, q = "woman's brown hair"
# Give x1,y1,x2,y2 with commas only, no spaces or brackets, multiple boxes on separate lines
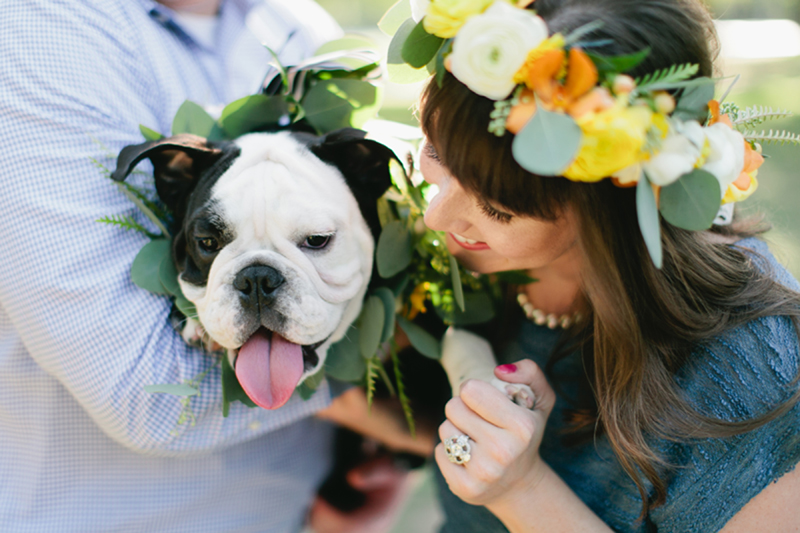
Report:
420,0,800,517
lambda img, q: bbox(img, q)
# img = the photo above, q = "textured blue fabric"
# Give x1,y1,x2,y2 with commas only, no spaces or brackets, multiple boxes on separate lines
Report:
435,238,800,532
0,1,345,531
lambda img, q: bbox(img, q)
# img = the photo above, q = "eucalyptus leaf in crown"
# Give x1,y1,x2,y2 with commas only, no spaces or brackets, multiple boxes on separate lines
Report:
382,0,799,268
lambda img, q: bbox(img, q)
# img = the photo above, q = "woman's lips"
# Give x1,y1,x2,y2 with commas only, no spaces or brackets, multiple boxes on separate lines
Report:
450,232,490,251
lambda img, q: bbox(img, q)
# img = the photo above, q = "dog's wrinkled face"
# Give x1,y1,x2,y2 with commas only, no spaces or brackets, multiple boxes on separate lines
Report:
113,129,393,409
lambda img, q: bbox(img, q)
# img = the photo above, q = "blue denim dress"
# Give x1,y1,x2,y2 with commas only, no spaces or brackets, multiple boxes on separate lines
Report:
434,238,800,532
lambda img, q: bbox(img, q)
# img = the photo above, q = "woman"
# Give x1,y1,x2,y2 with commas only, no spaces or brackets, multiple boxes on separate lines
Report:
408,0,800,530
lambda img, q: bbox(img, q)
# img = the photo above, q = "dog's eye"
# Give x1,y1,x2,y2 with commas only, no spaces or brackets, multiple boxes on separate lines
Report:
197,237,220,253
303,234,332,249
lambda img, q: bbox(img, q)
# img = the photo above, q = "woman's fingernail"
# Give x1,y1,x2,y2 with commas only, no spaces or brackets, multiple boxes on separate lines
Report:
496,364,517,374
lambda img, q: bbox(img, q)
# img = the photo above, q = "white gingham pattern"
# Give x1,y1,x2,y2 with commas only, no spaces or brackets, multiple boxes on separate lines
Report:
0,1,345,531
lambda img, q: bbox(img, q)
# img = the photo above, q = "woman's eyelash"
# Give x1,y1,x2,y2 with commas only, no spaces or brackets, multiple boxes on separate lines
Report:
424,143,441,162
479,201,513,223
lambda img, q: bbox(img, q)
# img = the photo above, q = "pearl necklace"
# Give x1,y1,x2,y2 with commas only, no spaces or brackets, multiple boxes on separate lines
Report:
516,292,584,330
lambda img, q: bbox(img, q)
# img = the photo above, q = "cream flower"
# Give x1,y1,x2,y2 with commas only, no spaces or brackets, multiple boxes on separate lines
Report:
701,123,746,197
449,2,549,100
423,0,494,38
642,123,704,186
410,0,431,23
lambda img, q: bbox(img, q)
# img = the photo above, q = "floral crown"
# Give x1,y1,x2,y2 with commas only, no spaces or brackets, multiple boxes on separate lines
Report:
382,0,799,267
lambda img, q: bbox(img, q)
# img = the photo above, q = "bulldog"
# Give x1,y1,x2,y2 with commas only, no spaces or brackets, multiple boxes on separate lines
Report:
112,128,394,410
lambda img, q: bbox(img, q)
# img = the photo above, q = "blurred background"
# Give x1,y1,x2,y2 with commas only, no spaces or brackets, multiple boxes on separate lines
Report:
307,1,800,531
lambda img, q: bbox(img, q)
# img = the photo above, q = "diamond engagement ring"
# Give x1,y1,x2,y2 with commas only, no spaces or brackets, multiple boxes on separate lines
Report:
444,434,472,465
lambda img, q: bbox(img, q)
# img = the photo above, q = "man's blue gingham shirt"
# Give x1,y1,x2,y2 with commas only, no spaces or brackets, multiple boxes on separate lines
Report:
0,1,345,531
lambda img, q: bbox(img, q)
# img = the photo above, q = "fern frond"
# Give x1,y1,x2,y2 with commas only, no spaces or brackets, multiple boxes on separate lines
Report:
118,181,171,222
742,129,800,146
391,341,415,438
96,215,159,238
114,182,171,238
89,157,112,178
732,106,794,129
365,356,378,412
635,63,699,92
375,360,396,397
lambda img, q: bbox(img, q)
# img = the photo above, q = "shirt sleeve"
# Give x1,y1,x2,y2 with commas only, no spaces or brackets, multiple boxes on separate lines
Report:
0,0,333,457
651,313,800,532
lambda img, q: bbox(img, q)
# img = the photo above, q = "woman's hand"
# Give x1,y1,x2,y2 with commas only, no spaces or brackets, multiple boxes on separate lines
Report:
434,359,556,507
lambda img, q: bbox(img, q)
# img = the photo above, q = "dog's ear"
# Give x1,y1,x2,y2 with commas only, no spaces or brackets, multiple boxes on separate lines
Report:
309,128,396,240
111,134,239,220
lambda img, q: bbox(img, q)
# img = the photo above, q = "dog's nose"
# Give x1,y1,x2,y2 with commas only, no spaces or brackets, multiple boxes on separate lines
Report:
234,265,285,303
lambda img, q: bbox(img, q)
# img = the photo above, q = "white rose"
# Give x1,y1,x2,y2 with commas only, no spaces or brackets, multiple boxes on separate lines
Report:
410,0,430,22
642,131,702,186
449,2,549,100
701,123,745,197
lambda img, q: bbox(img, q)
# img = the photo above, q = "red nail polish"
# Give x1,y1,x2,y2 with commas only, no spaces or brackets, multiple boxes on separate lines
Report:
496,364,517,374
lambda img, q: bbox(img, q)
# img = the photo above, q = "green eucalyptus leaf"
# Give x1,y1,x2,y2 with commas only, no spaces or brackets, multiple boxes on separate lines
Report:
396,316,441,360
387,62,435,84
402,19,444,69
221,353,257,417
171,101,218,138
388,18,416,65
435,291,495,326
174,292,197,319
449,255,465,312
378,0,412,36
358,296,385,359
298,369,326,400
376,220,414,278
219,94,289,138
144,384,199,396
158,252,181,297
673,79,716,123
494,270,537,285
139,125,164,141
325,328,366,382
372,287,398,343
303,79,379,133
636,173,663,269
659,169,721,231
512,105,581,176
586,48,650,76
131,239,172,295
315,35,376,56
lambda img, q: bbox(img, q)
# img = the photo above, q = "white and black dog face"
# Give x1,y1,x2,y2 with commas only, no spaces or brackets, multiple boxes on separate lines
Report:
113,129,393,409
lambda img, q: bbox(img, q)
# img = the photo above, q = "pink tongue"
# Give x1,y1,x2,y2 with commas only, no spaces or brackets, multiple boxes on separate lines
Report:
235,329,304,410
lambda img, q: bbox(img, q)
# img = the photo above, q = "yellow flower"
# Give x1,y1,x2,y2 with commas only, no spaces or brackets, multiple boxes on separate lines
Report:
423,0,495,38
406,282,431,320
563,105,653,182
512,33,566,86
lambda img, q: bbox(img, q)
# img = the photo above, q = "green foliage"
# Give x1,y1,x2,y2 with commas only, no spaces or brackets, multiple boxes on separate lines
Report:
673,80,716,123
377,220,414,278
586,48,650,77
401,19,444,69
512,103,582,176
221,353,256,417
730,105,794,129
131,239,172,295
634,63,699,94
397,315,441,359
391,341,415,438
377,0,411,36
742,129,800,146
659,169,721,231
636,174,663,268
96,215,158,239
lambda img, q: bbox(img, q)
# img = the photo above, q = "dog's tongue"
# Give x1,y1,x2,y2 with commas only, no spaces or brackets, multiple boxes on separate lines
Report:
235,329,304,410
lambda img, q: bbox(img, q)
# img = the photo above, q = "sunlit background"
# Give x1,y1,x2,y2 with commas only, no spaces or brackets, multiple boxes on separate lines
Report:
306,1,800,531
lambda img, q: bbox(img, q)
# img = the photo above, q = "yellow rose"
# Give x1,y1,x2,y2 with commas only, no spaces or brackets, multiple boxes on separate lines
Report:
423,0,496,38
563,105,653,182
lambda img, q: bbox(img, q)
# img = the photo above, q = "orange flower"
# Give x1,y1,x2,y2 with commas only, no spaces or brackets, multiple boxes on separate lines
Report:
505,89,536,134
515,48,599,116
723,140,763,203
708,99,733,128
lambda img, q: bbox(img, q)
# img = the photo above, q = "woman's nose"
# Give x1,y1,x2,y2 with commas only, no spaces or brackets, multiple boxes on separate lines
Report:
424,179,469,233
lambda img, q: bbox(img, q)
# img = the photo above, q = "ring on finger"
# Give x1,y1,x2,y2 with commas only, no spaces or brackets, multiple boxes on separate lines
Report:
444,434,472,465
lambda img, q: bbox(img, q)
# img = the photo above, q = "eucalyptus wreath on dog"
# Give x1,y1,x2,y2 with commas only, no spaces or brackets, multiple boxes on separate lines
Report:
96,37,512,433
